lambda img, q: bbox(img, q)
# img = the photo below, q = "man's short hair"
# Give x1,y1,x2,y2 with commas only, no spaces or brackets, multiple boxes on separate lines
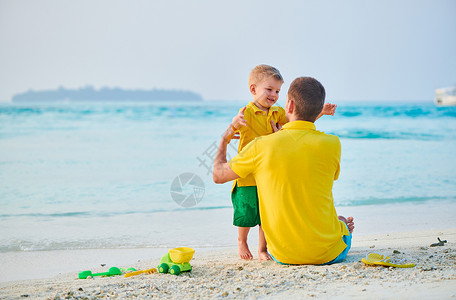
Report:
288,77,326,122
248,64,284,86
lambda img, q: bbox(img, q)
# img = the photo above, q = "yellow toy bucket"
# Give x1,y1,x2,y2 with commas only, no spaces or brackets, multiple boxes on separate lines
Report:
169,247,195,263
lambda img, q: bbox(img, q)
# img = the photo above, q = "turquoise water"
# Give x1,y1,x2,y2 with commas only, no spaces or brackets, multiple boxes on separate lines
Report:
1,101,455,251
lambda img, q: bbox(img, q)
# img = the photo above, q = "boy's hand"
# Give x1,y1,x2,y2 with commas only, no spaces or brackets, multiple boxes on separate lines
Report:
338,216,355,233
232,107,247,130
270,121,282,133
322,103,337,116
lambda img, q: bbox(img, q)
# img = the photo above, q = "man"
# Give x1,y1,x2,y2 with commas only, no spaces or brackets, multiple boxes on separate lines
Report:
213,76,354,265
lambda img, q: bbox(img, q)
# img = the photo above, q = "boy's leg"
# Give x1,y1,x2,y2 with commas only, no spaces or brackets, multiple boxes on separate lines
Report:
232,184,259,260
258,226,272,261
238,227,253,260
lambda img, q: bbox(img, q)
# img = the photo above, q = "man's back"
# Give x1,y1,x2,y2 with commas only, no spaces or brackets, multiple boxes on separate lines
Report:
231,120,349,264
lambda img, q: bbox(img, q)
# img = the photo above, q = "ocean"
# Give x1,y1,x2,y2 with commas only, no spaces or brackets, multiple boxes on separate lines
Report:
1,101,455,253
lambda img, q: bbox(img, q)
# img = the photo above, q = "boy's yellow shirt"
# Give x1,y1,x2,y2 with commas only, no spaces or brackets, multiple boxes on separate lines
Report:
229,121,349,264
233,102,287,188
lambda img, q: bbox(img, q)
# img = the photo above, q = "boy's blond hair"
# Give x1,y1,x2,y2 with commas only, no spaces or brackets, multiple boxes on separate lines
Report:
248,64,284,86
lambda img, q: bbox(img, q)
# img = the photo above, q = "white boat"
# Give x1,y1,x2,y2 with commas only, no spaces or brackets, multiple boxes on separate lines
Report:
435,86,456,106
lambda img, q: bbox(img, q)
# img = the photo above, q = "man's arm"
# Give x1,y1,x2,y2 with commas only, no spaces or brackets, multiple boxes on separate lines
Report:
213,125,241,184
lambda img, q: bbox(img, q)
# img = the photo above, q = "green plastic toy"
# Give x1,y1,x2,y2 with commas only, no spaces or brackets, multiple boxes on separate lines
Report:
78,267,122,279
158,247,195,275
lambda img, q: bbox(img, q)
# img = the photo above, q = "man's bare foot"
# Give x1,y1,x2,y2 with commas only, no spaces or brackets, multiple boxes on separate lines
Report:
238,240,253,260
258,250,272,261
338,215,355,233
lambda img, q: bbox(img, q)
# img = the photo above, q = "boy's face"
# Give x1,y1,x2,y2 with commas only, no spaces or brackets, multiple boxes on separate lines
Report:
251,77,283,110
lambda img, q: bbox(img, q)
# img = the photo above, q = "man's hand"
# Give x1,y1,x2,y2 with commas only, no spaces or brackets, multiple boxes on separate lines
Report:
232,107,247,129
321,103,337,116
270,121,283,133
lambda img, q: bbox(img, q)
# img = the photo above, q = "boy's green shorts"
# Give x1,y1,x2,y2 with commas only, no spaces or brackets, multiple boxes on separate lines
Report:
231,184,261,227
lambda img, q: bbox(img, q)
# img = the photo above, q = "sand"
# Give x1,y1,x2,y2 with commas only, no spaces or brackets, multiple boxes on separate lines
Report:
1,230,455,299
1,202,456,299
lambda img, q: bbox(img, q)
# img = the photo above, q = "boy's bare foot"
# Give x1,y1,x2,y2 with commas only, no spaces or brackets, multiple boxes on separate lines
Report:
258,250,272,261
238,240,253,260
338,215,355,233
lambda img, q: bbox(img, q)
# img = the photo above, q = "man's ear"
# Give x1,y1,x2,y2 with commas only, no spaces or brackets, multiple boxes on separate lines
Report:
249,84,256,95
286,98,295,114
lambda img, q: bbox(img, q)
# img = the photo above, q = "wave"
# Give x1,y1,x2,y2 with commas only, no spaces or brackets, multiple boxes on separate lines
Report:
336,196,456,206
0,205,232,219
337,105,456,119
1,198,454,253
331,129,445,140
0,239,231,253
0,238,171,253
1,102,456,120
0,103,228,120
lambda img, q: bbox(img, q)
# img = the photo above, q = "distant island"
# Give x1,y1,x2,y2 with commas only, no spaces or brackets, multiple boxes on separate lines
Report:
12,86,203,102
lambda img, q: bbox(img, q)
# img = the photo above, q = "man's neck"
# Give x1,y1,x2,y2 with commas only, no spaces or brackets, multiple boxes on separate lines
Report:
286,114,314,123
287,114,298,122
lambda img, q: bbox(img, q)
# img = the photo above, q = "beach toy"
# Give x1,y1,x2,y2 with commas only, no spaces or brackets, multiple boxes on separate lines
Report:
124,268,158,278
361,252,415,268
158,247,195,275
121,267,137,273
78,267,123,279
430,237,447,247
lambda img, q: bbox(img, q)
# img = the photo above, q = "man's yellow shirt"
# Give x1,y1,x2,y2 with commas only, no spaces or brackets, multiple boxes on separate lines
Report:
233,102,287,188
229,121,349,264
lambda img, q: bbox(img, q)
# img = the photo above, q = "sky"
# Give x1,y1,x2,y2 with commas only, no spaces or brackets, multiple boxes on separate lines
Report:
0,0,455,103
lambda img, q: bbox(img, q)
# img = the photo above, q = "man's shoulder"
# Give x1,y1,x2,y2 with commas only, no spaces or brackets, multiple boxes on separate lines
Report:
314,129,340,141
250,130,279,146
279,126,340,146
315,129,339,138
313,131,341,151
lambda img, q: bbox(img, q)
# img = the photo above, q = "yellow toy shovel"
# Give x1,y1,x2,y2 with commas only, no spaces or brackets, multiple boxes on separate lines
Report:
361,252,415,268
124,268,158,278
